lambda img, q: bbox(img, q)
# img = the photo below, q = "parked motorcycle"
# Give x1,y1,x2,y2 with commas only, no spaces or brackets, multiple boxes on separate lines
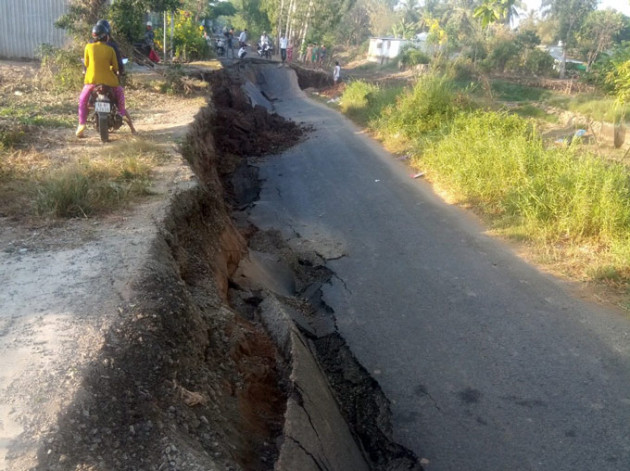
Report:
257,42,273,59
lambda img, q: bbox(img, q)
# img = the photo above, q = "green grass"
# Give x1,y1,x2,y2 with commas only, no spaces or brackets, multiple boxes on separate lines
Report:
491,80,552,102
339,74,630,285
36,155,154,218
512,104,559,123
0,102,75,128
377,74,470,141
547,93,630,123
340,80,403,127
417,110,630,270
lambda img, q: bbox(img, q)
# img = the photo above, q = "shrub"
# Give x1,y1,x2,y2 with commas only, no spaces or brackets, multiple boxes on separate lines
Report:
483,38,522,73
378,74,467,141
399,47,431,68
419,111,630,244
450,57,478,82
340,81,405,130
0,123,26,152
171,10,210,61
36,156,152,218
523,49,555,77
37,44,85,92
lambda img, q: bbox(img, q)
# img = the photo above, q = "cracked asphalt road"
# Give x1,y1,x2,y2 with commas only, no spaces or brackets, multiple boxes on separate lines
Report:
248,64,630,471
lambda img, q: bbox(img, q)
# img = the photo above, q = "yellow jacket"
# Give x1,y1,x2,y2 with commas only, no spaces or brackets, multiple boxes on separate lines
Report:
84,41,119,87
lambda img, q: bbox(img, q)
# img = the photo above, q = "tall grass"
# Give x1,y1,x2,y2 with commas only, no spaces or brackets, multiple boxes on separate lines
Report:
339,72,630,285
419,111,630,245
490,80,552,102
340,81,403,127
547,93,630,123
36,156,154,218
378,75,464,141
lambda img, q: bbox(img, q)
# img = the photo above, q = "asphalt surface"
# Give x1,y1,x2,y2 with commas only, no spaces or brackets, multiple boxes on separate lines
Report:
247,64,630,471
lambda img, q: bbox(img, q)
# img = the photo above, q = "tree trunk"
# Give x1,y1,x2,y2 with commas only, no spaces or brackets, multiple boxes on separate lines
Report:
285,0,294,45
299,0,314,59
277,0,285,49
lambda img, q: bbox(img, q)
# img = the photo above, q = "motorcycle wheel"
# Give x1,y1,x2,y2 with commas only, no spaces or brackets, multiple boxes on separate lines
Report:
98,113,109,142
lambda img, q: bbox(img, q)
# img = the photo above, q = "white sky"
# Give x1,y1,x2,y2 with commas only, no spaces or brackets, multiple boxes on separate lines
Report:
521,0,630,16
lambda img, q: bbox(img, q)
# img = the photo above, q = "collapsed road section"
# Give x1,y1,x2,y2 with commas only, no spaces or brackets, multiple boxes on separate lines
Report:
34,63,421,470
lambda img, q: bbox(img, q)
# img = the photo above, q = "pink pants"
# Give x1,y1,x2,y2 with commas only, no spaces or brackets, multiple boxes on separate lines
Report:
78,84,126,125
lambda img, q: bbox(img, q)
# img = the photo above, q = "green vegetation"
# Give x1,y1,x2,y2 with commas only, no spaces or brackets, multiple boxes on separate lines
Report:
490,81,552,102
420,112,630,244
34,141,167,218
547,94,630,124
0,102,75,128
512,104,558,123
340,81,403,127
340,73,630,286
0,124,26,152
37,44,85,93
399,47,431,68
35,155,154,218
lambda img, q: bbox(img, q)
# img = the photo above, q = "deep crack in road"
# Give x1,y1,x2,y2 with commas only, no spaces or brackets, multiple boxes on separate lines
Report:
247,63,630,471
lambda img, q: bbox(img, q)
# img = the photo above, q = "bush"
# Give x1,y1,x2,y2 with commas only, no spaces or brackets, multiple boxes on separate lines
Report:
36,156,152,218
0,123,26,152
109,0,146,44
523,49,555,77
340,81,402,126
399,47,431,68
483,38,522,73
37,44,85,92
378,74,468,141
419,111,630,243
451,57,478,82
171,10,210,61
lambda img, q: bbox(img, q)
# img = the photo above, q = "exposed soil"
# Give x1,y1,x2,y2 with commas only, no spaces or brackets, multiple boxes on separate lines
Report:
1,59,421,471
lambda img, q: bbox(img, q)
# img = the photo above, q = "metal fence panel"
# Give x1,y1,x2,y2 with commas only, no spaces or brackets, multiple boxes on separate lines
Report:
0,0,68,59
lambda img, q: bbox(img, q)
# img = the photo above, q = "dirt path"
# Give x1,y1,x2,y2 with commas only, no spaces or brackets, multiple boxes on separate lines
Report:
0,63,201,470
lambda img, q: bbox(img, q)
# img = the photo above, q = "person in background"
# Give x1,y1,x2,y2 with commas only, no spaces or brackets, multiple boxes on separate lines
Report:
77,24,133,137
319,44,327,66
279,34,288,63
238,45,247,60
144,21,155,48
238,28,248,48
226,28,235,58
260,31,270,47
333,60,341,85
312,44,319,65
305,43,313,64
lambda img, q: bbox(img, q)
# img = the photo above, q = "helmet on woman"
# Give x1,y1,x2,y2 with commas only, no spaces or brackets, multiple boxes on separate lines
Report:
92,23,108,41
96,19,111,35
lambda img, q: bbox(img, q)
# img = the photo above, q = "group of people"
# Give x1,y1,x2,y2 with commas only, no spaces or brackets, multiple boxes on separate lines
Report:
220,27,249,59
76,19,136,138
304,43,327,66
220,27,293,63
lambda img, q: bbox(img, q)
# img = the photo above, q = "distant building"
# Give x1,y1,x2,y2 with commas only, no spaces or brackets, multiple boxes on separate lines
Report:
367,37,409,64
544,44,586,71
0,0,69,59
367,34,429,64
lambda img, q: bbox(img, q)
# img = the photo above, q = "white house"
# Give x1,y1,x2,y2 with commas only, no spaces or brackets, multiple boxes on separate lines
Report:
367,37,409,64
367,34,429,64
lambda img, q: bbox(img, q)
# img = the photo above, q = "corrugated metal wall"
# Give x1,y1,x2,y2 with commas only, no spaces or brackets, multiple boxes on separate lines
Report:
0,0,68,59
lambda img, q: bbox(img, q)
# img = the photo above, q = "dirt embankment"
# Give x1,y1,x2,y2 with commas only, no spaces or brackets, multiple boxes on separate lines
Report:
8,62,420,471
